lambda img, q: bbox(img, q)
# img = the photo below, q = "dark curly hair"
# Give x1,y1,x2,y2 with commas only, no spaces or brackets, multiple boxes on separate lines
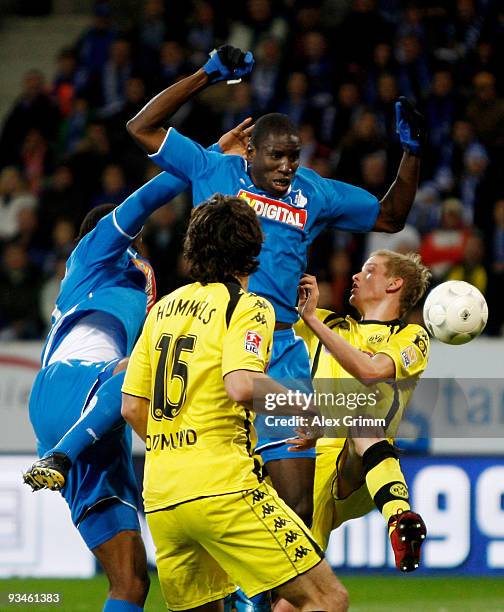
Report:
76,203,116,242
184,194,263,284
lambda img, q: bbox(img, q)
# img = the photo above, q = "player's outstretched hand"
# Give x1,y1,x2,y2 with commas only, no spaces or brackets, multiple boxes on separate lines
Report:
203,45,255,84
218,117,255,156
395,96,426,156
286,422,324,452
298,273,319,319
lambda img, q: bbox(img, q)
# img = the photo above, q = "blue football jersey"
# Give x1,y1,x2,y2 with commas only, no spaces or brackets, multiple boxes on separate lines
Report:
41,171,189,367
150,128,380,323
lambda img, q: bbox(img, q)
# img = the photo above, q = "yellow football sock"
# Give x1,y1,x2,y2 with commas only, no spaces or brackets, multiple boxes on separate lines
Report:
362,441,410,533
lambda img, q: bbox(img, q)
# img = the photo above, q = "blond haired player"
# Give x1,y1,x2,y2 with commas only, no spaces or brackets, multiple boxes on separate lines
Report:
121,194,348,611
293,250,431,572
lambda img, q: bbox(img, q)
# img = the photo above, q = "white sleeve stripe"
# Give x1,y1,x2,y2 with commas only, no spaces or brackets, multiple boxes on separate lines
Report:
148,127,172,158
112,208,140,240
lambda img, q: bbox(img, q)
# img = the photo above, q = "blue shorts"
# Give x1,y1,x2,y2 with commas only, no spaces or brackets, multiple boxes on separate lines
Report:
255,328,315,463
28,359,140,549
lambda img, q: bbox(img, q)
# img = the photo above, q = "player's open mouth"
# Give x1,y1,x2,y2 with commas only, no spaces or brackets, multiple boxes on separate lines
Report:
272,178,290,189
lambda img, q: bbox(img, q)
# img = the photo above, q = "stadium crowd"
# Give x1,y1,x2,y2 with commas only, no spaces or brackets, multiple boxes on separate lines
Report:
0,0,503,340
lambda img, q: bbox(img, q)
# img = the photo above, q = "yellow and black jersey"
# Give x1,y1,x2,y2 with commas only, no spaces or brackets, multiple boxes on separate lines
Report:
123,281,275,513
294,309,429,445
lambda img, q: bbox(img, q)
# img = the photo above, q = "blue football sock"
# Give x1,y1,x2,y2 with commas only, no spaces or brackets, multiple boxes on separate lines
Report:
103,599,143,611
234,589,271,612
46,371,125,464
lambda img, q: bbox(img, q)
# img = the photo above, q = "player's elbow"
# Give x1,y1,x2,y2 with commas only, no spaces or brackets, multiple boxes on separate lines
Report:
121,393,140,423
126,117,144,144
224,371,253,403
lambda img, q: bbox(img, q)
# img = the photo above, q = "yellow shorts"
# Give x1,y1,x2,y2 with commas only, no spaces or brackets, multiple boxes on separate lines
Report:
312,441,374,550
147,482,323,610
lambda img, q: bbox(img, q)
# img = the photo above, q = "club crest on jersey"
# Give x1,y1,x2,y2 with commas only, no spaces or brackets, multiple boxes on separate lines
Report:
237,190,307,229
245,330,262,355
132,257,157,313
401,345,417,368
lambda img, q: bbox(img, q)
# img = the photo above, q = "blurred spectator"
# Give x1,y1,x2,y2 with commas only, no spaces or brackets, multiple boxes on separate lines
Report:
250,37,282,111
0,70,58,169
52,47,79,118
337,0,393,70
407,181,442,235
373,73,399,142
97,39,134,117
135,0,166,74
221,83,255,134
458,142,489,225
420,197,471,281
365,224,421,258
40,257,67,331
158,41,190,88
424,69,461,175
337,110,386,184
364,43,398,106
186,1,226,66
75,2,117,90
143,202,187,296
43,218,76,275
38,165,85,242
15,207,46,268
295,31,334,108
278,72,311,126
299,123,331,168
360,150,388,196
446,231,487,294
0,242,42,340
227,0,288,53
92,163,129,208
0,167,37,242
67,121,112,198
486,198,504,335
20,129,52,195
395,34,431,102
319,81,364,145
59,97,90,156
465,71,504,148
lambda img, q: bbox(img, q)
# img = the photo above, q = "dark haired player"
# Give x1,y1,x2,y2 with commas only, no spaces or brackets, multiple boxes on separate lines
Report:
121,194,349,612
127,44,424,523
23,124,253,612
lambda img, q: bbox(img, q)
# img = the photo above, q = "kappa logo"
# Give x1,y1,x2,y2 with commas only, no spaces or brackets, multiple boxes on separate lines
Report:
237,189,307,229
245,330,262,355
400,345,418,369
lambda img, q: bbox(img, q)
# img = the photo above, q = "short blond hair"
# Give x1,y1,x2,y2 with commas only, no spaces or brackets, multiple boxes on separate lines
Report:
370,250,431,317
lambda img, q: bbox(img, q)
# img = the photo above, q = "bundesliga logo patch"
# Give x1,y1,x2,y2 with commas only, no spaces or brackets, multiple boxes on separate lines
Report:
401,345,417,368
245,330,262,355
237,190,307,229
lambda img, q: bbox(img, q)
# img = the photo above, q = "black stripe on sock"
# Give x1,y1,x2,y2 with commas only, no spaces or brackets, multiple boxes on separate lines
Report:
373,481,410,513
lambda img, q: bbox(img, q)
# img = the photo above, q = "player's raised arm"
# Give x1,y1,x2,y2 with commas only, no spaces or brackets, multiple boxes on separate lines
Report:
372,97,425,233
126,45,254,154
298,274,396,382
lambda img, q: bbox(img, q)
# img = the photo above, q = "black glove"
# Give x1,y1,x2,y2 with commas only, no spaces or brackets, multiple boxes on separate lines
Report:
202,45,255,84
395,96,426,156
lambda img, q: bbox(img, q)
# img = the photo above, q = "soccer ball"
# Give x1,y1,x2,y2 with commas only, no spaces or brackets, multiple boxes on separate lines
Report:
423,280,488,345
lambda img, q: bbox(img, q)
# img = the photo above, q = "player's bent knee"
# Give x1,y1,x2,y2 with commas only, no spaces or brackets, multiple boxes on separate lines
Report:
110,571,150,604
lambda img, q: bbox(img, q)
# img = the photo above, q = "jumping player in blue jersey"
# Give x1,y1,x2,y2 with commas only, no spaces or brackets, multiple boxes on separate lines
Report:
126,44,426,540
22,120,254,612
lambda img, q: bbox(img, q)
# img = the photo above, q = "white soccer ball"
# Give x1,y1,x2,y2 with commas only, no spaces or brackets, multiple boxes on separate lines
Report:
423,280,488,345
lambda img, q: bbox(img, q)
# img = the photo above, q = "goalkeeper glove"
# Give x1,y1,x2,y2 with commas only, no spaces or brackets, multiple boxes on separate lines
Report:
395,96,426,156
203,45,255,84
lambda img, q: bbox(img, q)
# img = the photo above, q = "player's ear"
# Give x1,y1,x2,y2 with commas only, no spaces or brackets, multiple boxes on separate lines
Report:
387,277,403,293
246,142,255,162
